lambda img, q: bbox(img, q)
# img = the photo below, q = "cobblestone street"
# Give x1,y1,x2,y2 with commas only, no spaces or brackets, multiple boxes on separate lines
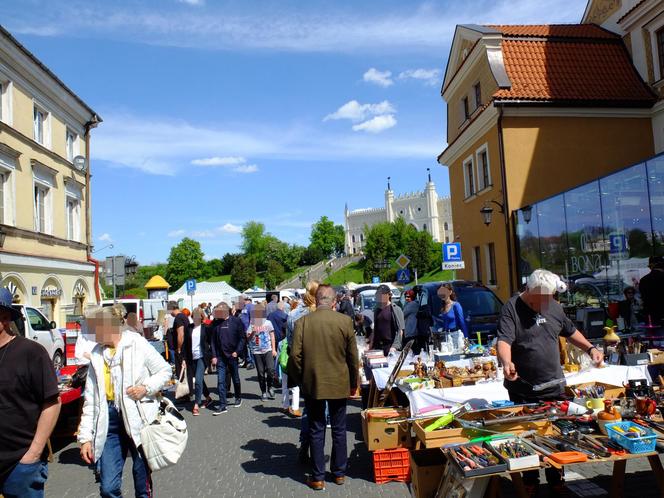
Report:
45,367,664,497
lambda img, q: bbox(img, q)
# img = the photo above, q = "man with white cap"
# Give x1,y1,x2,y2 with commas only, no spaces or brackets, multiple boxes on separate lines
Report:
497,269,603,493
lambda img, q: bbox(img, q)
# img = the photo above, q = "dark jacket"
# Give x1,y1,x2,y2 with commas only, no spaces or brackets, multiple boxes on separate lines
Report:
210,316,246,359
267,309,288,342
338,298,355,319
290,308,359,400
639,269,664,324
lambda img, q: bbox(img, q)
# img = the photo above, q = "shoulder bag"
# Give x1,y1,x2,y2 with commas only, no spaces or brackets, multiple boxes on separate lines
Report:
131,343,189,472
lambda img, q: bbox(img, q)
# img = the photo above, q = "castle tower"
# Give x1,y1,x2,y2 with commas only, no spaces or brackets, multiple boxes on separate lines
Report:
425,168,441,240
385,177,395,222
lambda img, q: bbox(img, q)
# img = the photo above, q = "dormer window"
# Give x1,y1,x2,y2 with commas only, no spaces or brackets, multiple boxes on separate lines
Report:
474,82,482,109
461,96,470,122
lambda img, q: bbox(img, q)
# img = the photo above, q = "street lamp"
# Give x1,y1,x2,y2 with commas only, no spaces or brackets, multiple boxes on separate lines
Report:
480,200,505,226
522,205,533,224
92,243,114,254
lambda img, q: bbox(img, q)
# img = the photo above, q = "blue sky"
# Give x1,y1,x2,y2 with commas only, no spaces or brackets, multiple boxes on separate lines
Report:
5,0,586,264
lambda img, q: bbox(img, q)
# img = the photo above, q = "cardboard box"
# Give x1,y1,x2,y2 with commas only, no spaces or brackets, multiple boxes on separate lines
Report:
622,353,650,366
412,419,471,448
361,408,412,451
410,449,445,498
566,381,625,399
457,407,555,436
648,349,664,365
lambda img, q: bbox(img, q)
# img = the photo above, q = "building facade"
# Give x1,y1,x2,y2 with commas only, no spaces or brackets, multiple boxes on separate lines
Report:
0,26,101,324
438,23,655,301
344,175,454,254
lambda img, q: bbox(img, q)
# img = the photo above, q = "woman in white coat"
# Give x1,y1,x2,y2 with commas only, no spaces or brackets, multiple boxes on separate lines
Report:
78,305,171,498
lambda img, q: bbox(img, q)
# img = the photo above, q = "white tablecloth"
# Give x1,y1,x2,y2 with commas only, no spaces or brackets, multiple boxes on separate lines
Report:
404,364,651,417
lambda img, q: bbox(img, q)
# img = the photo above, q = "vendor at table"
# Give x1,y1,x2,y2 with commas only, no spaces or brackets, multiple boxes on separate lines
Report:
497,269,603,404
497,269,603,493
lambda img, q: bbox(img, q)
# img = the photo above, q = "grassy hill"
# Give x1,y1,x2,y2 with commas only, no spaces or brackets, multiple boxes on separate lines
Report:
324,260,454,287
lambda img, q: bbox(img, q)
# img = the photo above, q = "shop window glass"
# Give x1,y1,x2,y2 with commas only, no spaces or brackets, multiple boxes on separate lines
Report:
516,206,541,284
564,181,609,297
600,162,653,295
647,156,664,256
536,194,568,277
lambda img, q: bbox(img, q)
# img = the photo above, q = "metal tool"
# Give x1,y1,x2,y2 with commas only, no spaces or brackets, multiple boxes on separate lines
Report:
520,436,588,464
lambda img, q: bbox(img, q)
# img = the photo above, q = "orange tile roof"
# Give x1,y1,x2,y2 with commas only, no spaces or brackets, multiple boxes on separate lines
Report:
489,25,655,105
488,24,617,39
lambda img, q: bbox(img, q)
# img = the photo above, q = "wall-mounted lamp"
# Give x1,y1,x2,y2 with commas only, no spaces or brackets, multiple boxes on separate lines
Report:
522,205,533,224
480,200,505,226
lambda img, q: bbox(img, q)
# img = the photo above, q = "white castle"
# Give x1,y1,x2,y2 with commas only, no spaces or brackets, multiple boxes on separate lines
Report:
344,171,454,255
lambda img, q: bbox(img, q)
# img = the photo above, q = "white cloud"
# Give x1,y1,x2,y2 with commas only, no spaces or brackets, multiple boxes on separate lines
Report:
233,164,258,174
191,156,246,166
324,100,395,122
177,0,204,5
92,111,438,176
363,68,393,87
98,233,113,242
352,114,397,133
168,229,186,238
398,68,442,86
219,223,242,234
3,1,585,53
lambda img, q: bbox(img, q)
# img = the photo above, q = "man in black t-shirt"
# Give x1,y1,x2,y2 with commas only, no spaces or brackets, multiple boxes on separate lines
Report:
0,288,60,497
497,269,602,492
639,256,664,326
168,301,191,400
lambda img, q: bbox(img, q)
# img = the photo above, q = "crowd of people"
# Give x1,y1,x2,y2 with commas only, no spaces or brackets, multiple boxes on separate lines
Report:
4,264,644,496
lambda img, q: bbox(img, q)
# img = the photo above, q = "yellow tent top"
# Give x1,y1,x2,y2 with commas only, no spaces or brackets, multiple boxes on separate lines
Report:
144,275,170,290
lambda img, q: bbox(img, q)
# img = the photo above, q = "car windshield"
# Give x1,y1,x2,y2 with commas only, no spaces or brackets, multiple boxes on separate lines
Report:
455,287,503,316
361,295,376,310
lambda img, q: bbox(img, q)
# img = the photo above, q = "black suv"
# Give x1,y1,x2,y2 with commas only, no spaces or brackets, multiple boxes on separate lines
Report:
407,281,504,343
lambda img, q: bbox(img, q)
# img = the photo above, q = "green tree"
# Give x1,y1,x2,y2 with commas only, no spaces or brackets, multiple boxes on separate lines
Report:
221,253,241,275
241,221,270,269
205,258,224,278
264,260,285,289
363,222,397,281
407,230,438,276
165,238,207,291
301,244,326,266
230,255,257,290
310,216,345,258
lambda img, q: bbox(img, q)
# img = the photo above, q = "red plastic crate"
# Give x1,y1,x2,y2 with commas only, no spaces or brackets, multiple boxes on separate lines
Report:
373,448,411,484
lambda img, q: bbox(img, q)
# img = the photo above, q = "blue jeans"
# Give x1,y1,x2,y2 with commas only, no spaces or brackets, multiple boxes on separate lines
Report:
193,358,209,406
217,356,241,409
1,460,48,498
305,398,347,481
98,403,151,498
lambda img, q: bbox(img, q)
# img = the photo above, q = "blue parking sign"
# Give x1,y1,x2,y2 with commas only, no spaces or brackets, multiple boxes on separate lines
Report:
396,268,410,283
372,276,380,284
443,243,462,262
609,234,627,254
185,279,197,295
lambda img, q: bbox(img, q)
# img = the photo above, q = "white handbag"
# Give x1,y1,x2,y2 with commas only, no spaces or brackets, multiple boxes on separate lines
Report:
130,343,188,472
174,364,190,399
137,396,188,472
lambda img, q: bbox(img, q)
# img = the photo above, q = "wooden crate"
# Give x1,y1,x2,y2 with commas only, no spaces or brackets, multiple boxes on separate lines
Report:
565,381,625,399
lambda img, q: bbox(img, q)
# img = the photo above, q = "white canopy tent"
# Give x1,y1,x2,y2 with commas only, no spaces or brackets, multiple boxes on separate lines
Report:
170,280,241,308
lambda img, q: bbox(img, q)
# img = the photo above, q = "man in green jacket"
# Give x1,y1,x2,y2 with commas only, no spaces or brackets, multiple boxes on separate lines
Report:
290,284,359,491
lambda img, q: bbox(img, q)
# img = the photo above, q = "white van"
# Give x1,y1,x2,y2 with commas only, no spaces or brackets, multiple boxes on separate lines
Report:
101,298,166,332
11,304,65,370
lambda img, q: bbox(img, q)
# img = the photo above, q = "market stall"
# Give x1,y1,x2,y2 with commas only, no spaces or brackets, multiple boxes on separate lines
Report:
358,339,664,498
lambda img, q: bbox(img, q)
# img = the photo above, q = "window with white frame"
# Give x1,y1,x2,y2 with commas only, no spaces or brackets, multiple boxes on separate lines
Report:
476,145,491,191
463,156,476,198
66,196,80,241
0,79,11,125
33,104,50,147
485,243,497,285
0,152,16,226
34,185,47,232
66,128,78,162
32,165,54,235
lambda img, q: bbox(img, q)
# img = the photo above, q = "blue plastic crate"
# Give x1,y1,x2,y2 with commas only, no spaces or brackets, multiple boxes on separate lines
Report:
605,421,657,454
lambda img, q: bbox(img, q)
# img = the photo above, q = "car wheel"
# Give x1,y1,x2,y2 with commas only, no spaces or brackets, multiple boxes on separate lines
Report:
53,350,64,371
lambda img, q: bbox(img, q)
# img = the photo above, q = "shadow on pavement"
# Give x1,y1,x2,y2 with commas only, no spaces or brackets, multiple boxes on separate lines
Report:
56,447,90,467
240,439,305,483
